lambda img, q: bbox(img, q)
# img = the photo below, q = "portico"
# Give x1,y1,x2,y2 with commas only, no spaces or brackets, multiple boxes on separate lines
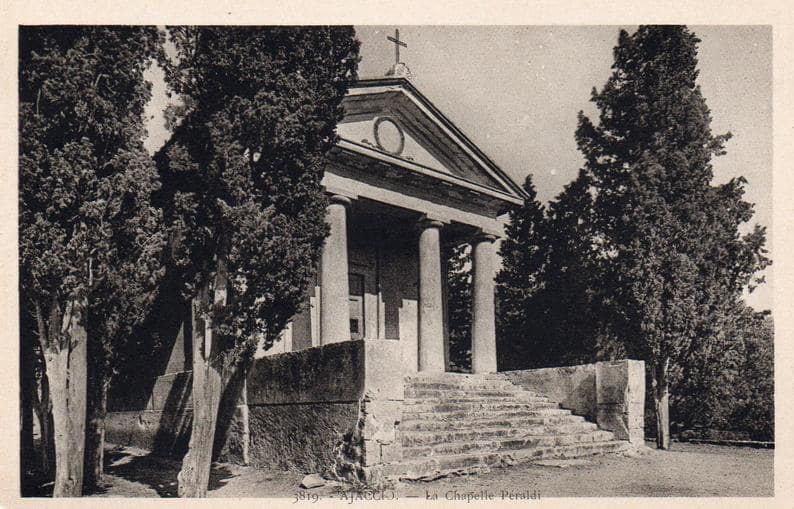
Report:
105,74,644,483
269,77,526,373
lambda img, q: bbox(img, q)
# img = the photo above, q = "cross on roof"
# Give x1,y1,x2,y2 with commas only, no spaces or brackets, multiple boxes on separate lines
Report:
387,28,407,65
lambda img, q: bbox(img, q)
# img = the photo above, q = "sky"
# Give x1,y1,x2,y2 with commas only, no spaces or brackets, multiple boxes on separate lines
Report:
144,25,773,310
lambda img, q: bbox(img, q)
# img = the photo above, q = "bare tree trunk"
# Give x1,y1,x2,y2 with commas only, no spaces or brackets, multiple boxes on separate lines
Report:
652,357,670,450
83,369,108,488
37,297,88,497
33,368,54,475
21,328,36,477
178,259,228,498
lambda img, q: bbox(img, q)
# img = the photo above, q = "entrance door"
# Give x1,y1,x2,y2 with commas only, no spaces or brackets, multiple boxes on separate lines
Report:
349,273,365,340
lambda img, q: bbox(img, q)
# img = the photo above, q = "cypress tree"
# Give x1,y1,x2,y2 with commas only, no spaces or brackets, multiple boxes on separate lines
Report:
19,26,165,495
575,26,770,448
445,243,472,372
495,175,547,370
157,27,360,496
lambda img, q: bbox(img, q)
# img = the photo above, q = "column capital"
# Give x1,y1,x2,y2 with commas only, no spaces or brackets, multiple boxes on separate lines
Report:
417,217,445,230
328,194,352,207
471,232,498,244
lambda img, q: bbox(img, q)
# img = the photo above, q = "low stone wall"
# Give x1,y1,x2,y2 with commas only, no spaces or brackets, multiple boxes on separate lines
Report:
503,359,645,445
245,339,404,480
105,371,193,456
105,369,254,465
503,364,598,419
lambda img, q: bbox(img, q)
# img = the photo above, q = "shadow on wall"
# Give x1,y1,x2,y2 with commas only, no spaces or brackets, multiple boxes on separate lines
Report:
107,261,251,464
108,267,192,413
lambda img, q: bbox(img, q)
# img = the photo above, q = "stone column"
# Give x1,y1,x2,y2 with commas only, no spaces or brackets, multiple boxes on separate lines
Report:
320,195,351,344
417,219,446,372
471,233,498,373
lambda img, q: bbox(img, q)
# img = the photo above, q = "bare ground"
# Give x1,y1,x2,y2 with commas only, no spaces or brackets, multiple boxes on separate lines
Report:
30,441,770,498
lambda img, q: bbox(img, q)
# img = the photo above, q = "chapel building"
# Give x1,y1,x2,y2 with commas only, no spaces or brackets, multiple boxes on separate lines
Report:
265,74,526,374
107,67,644,482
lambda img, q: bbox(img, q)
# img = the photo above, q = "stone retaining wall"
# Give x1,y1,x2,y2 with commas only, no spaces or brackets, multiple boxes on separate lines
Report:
105,371,193,456
105,367,248,464
245,339,404,480
503,359,645,445
503,364,598,419
106,339,405,480
107,349,644,478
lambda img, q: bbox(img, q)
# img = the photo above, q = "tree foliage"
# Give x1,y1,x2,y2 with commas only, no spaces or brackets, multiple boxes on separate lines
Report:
574,25,770,447
19,26,165,495
156,26,360,496
496,171,621,370
445,243,471,372
158,26,360,359
493,25,771,444
671,307,773,440
495,175,547,370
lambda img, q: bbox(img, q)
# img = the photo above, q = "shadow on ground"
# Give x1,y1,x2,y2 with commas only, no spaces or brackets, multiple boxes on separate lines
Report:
21,447,237,498
24,441,774,498
100,447,236,497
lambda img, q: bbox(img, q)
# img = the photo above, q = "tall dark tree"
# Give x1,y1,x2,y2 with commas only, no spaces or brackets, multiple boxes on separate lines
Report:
671,305,773,440
537,169,621,366
445,243,472,372
157,27,360,497
495,175,547,370
729,313,774,440
575,26,770,448
19,27,165,495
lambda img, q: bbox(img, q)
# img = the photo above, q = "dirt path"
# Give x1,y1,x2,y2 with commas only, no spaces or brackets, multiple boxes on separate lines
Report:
396,442,773,498
81,441,772,498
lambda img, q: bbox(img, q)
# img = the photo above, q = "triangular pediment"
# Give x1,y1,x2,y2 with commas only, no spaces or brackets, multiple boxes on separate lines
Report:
335,78,525,204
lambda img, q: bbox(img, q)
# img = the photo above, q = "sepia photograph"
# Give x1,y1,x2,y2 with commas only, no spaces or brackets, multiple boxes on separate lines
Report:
15,18,779,502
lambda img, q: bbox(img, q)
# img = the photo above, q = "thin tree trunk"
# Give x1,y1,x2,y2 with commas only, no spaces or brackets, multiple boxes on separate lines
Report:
33,367,54,475
38,297,89,497
21,329,36,477
653,357,671,450
83,369,108,488
178,259,228,498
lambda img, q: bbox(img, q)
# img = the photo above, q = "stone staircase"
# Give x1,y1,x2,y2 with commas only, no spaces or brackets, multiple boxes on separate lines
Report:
383,372,630,480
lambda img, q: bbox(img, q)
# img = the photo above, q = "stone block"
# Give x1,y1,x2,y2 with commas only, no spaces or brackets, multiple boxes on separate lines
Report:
626,401,645,429
379,441,403,463
300,474,327,489
105,408,192,456
361,399,401,442
362,439,381,466
214,404,249,465
595,359,645,445
247,402,361,473
149,371,192,411
247,341,366,405
596,404,629,440
364,340,404,400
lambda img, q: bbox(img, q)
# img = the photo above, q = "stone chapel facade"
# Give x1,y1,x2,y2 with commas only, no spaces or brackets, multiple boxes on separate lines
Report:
106,74,645,482
265,76,526,373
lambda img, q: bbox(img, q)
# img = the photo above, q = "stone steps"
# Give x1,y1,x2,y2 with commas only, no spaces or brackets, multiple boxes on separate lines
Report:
404,378,523,391
380,372,630,480
402,400,561,413
398,415,590,432
404,392,553,402
405,389,540,398
402,430,616,458
399,422,599,446
402,407,573,421
380,440,630,480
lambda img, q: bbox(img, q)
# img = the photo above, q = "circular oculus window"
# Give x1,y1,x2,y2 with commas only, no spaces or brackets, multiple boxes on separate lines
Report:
373,117,405,156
